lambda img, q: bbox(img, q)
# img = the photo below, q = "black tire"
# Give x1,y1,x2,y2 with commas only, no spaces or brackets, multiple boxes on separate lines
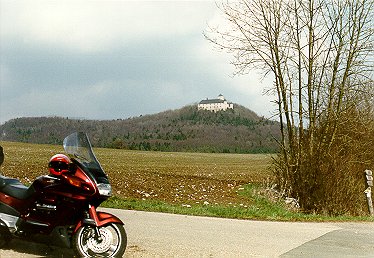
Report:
0,234,9,248
0,227,11,248
73,223,127,257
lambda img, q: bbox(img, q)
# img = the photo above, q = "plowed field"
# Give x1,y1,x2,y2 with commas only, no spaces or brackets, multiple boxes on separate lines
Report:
0,141,273,206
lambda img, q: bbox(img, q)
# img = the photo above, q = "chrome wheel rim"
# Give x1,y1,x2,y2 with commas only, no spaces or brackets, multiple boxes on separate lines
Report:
79,225,121,257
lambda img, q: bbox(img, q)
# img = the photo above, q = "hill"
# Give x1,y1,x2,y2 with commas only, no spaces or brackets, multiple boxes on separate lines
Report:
0,105,281,153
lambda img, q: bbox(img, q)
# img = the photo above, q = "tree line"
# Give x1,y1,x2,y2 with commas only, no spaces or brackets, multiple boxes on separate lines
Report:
0,105,281,154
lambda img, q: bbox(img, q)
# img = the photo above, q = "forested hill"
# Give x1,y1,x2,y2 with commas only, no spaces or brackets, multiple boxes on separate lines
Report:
0,105,281,153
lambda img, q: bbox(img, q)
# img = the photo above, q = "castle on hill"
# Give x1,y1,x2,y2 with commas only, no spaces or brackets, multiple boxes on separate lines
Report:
198,94,234,112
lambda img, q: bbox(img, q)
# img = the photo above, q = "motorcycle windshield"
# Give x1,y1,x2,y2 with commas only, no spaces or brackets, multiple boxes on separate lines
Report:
63,132,108,183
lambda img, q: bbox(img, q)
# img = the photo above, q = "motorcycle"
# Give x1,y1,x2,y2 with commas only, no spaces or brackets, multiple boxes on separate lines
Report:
0,132,127,257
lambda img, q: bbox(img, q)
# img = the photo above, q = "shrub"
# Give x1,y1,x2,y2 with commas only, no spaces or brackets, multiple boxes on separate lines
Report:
274,105,374,215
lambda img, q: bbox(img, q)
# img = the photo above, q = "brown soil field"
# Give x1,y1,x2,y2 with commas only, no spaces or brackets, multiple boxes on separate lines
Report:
0,141,273,206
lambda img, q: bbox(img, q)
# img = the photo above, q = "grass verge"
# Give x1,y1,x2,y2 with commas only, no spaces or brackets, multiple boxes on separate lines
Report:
103,183,374,222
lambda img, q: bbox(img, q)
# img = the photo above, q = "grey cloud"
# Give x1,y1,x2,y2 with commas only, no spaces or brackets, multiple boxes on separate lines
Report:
1,34,235,122
0,1,274,124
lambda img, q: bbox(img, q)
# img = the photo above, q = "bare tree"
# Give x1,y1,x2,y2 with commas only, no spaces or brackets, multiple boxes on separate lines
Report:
206,0,374,214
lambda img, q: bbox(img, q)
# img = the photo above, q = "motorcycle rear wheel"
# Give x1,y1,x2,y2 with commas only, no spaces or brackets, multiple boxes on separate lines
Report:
73,223,127,257
0,227,11,248
0,234,9,248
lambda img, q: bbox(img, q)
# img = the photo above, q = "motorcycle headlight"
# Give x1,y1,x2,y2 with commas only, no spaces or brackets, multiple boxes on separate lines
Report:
97,183,112,196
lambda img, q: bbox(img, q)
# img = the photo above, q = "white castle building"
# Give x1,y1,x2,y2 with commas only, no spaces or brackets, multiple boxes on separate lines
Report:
198,94,234,112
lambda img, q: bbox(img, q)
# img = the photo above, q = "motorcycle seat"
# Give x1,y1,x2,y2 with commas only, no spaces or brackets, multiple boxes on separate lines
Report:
0,175,35,200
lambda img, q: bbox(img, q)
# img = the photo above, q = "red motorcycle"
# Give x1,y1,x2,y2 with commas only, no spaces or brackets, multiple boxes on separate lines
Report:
0,132,127,257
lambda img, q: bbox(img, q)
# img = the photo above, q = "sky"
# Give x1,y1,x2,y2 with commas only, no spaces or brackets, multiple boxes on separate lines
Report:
0,0,276,124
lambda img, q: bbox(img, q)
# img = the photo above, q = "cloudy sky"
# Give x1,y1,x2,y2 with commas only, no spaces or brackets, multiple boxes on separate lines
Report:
0,0,275,124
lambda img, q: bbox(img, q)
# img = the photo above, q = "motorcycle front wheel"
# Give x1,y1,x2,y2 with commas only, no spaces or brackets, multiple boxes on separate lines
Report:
73,223,127,257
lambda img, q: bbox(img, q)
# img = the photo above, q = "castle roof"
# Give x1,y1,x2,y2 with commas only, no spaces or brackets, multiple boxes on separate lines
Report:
199,98,225,104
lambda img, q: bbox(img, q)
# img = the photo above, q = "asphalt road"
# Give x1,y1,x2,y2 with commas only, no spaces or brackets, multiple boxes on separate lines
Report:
0,208,373,257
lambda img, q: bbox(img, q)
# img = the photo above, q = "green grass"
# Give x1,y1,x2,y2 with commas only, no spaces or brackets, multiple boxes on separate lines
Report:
102,183,374,222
